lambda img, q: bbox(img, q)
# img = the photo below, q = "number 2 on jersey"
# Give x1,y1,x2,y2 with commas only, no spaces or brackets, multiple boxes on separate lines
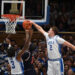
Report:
11,61,15,69
50,45,53,50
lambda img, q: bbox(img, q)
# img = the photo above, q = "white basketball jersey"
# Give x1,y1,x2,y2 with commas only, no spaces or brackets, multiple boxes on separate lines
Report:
44,32,65,59
8,57,24,74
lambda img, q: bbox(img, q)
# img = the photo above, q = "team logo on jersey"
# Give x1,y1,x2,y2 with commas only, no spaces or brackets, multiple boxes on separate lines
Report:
48,41,54,45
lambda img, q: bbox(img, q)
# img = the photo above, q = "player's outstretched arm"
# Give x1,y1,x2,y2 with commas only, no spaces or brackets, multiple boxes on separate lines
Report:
30,21,46,35
5,34,12,48
17,29,33,59
63,41,75,51
6,34,11,44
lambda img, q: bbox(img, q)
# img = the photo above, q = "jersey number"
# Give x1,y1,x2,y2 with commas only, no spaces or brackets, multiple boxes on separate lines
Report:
50,45,53,50
11,61,15,69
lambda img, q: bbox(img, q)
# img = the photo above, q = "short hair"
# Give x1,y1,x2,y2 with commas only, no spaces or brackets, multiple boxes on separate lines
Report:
51,26,59,35
7,46,15,57
29,43,36,52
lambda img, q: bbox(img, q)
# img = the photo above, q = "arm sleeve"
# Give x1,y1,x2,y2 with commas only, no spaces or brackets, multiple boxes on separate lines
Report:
56,36,65,44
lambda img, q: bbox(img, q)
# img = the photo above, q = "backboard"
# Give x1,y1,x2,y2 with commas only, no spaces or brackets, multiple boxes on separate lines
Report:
0,0,50,25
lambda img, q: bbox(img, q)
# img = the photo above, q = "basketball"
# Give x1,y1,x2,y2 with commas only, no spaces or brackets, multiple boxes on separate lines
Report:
22,20,32,30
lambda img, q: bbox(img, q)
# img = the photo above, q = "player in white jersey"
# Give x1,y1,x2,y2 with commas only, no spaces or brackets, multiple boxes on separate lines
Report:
30,21,75,75
5,29,32,75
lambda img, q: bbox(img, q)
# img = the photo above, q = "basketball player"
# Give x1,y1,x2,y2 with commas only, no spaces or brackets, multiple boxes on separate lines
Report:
30,21,75,75
5,29,32,75
22,43,37,75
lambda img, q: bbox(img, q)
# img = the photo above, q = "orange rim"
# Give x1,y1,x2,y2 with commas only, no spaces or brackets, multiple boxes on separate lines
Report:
1,14,20,22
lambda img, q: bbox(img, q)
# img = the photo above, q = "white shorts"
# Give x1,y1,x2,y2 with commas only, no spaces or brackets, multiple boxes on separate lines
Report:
47,58,64,75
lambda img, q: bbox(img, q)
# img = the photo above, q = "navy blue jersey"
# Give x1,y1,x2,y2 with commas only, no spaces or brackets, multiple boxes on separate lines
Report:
22,51,34,70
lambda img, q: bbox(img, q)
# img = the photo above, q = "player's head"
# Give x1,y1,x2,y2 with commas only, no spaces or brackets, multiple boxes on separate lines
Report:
29,43,36,52
48,26,59,36
7,46,15,57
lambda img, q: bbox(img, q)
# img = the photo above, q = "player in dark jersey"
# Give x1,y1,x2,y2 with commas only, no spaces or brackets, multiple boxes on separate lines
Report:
22,30,36,75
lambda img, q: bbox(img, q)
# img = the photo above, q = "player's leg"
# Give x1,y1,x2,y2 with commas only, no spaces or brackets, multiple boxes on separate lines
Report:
47,61,54,75
53,59,64,75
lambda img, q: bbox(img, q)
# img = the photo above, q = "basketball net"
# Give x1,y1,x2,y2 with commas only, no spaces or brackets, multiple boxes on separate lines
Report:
1,14,21,34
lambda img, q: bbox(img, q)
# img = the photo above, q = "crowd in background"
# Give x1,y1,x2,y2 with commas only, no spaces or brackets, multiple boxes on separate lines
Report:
0,0,75,75
48,0,75,32
17,0,75,32
0,34,75,75
31,35,75,75
0,0,75,31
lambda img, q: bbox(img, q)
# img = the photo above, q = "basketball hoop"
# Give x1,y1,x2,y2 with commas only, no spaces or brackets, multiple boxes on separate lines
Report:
1,14,22,34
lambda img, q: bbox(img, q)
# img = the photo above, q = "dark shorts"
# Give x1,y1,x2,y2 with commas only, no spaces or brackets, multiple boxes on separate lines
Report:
24,69,36,75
